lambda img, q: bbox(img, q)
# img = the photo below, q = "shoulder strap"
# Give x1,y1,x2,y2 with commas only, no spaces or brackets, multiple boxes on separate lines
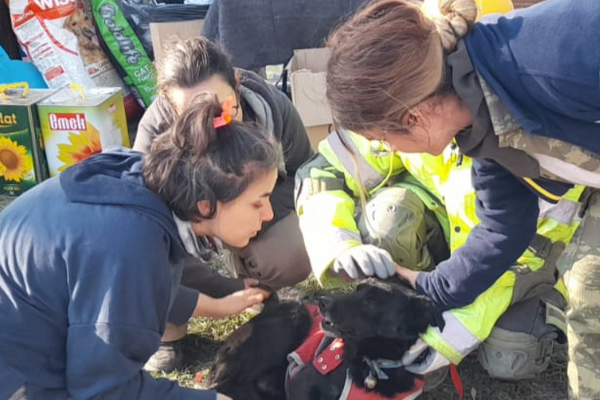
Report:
327,130,385,190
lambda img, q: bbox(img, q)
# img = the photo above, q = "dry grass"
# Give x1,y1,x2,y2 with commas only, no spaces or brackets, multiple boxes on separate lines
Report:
160,277,568,400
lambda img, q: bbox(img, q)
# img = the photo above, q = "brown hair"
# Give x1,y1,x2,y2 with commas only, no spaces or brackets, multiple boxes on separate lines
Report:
326,0,477,135
143,92,283,222
156,37,238,109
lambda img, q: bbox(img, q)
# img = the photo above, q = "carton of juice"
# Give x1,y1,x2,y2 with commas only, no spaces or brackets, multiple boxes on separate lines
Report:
0,83,56,196
37,85,130,177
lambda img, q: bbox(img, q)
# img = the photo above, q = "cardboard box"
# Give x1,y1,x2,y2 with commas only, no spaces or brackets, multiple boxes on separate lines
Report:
305,125,331,151
289,48,332,127
150,19,205,63
0,85,57,196
37,86,129,177
288,48,333,150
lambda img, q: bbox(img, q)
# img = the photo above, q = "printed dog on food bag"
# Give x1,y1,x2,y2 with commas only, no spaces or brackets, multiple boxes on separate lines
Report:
209,277,445,400
63,9,109,66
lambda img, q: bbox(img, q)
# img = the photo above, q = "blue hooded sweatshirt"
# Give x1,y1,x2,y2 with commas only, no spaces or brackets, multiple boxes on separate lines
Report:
0,149,216,400
416,0,600,309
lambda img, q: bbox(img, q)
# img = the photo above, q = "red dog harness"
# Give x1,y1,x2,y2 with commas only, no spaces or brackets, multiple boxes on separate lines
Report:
286,304,425,400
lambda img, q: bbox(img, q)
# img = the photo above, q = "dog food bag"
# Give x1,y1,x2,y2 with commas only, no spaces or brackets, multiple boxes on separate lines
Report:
0,83,56,196
92,0,157,108
9,0,141,118
37,85,130,177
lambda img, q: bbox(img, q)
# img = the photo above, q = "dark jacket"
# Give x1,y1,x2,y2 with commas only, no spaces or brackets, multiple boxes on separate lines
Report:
202,0,367,69
135,69,313,230
0,149,214,400
416,0,600,309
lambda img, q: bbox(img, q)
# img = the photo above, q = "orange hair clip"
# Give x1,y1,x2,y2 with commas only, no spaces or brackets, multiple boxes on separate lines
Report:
213,96,235,129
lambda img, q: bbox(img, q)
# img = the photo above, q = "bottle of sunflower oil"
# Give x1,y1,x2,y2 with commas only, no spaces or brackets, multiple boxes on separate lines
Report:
37,85,130,177
0,83,56,196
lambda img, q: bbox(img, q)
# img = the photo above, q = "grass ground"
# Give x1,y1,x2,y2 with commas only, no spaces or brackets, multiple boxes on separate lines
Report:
158,278,568,400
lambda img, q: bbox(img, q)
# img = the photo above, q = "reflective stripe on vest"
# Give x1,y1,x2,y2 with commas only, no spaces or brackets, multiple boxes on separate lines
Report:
539,197,582,225
328,130,385,191
425,313,482,365
545,301,567,334
301,176,346,197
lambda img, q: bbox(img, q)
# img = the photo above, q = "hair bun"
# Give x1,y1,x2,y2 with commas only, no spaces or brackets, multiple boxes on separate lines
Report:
168,91,223,162
422,0,478,51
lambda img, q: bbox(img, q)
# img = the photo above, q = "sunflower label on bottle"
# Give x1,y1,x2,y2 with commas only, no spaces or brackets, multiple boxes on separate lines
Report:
0,87,56,196
37,86,130,177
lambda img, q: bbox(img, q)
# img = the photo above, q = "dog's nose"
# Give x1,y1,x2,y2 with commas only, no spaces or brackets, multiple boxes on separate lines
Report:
318,297,332,312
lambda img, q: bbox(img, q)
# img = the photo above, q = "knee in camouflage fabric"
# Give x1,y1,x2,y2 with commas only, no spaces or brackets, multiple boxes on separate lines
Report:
358,187,448,271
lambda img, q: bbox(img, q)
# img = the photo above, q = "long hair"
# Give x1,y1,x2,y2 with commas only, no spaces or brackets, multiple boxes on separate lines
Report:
326,0,477,135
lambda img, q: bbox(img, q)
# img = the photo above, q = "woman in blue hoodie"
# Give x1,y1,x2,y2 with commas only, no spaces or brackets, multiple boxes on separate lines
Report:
324,0,600,398
0,92,283,400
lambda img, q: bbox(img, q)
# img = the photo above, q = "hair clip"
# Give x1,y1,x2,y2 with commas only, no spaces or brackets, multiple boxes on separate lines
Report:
213,96,235,129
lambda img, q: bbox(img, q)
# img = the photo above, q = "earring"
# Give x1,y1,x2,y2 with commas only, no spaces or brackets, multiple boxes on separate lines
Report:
370,138,391,157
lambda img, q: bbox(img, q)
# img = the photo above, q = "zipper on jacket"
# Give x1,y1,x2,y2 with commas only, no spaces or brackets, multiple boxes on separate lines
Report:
450,140,464,166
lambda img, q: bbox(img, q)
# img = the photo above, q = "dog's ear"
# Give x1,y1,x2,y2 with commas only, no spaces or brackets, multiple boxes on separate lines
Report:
410,294,445,331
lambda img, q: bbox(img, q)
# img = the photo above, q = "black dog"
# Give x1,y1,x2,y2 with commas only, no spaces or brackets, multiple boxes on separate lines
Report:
210,278,445,400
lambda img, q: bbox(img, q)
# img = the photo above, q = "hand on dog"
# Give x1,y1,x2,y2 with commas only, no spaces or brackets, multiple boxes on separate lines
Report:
196,288,270,319
216,288,271,318
395,264,419,289
332,245,396,279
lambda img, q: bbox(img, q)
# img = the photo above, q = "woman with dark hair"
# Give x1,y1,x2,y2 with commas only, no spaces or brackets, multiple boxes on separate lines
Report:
325,0,600,397
135,37,314,371
0,92,283,400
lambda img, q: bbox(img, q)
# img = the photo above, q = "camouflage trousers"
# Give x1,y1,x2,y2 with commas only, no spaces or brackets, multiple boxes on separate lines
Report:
557,189,600,400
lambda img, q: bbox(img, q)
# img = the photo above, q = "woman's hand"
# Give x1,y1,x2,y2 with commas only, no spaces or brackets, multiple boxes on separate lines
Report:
215,288,270,318
395,264,419,289
332,245,396,279
194,287,270,319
